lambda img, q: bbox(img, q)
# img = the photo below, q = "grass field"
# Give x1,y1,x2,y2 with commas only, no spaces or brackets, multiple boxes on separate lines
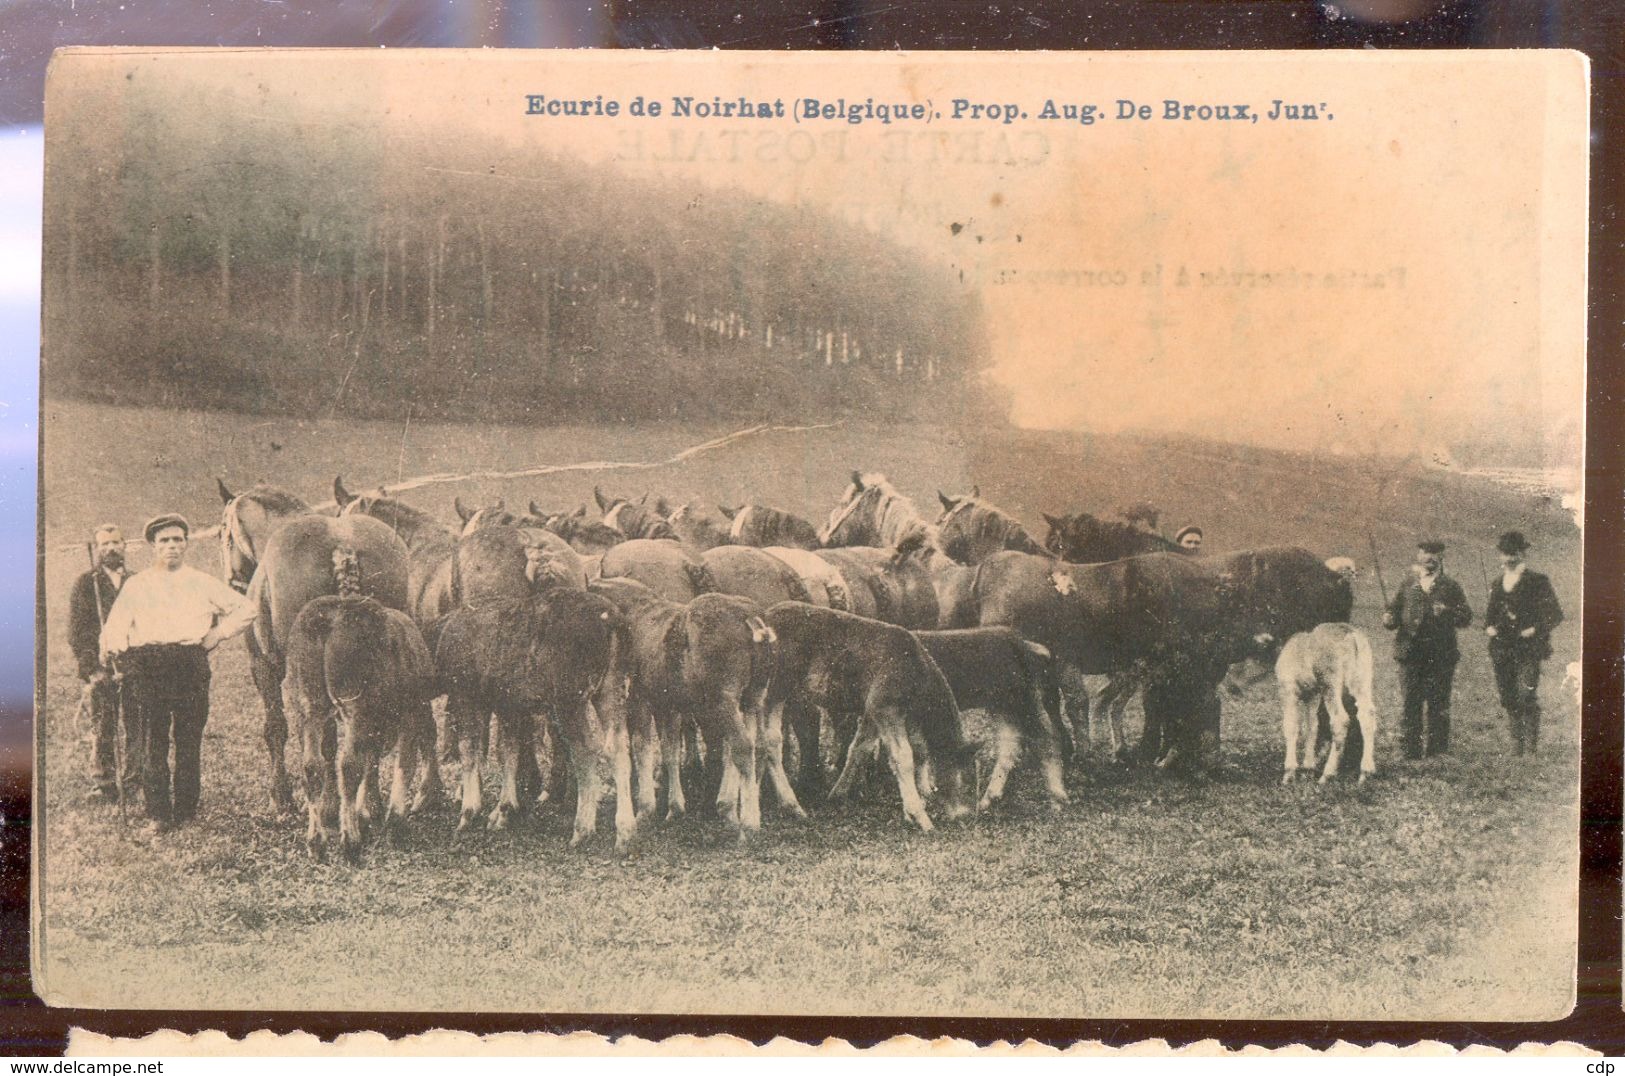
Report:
35,399,1581,1018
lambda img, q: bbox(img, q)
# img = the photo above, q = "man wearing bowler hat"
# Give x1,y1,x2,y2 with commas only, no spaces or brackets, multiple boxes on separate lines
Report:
1383,539,1474,759
99,513,257,837
1484,530,1564,755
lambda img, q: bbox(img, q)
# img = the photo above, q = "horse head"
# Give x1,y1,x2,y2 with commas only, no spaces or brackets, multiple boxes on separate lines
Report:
218,481,311,593
454,496,512,537
820,472,884,547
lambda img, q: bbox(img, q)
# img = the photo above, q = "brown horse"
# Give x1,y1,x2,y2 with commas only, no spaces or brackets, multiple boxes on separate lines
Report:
974,547,1355,768
818,471,938,553
434,586,635,849
594,486,678,541
1042,511,1181,563
765,602,976,832
218,480,416,814
588,577,791,835
935,489,1045,564
284,588,436,863
719,503,821,550
334,478,458,626
528,502,625,555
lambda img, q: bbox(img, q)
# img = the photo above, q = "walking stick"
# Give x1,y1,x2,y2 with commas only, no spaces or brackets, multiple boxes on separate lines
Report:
1475,548,1491,595
85,542,127,832
1366,530,1389,606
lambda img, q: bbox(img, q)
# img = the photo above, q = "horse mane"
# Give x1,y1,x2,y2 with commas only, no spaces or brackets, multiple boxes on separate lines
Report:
856,473,940,552
352,495,450,547
238,484,311,516
941,498,1039,559
1051,512,1179,560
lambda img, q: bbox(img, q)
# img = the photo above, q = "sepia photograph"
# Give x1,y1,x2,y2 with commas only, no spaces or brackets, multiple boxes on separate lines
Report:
34,48,1587,1019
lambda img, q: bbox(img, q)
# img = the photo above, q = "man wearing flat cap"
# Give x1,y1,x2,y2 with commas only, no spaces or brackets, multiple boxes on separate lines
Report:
1174,526,1204,553
1484,530,1564,755
99,514,257,837
1383,540,1474,759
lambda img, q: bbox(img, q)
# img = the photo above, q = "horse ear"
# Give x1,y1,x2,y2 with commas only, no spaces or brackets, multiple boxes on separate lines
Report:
217,478,235,505
530,500,544,517
333,476,354,508
972,484,980,499
654,496,670,516
850,470,864,490
594,486,610,512
938,491,956,512
494,498,505,513
1042,512,1063,530
638,492,649,506
454,497,472,524
719,504,739,520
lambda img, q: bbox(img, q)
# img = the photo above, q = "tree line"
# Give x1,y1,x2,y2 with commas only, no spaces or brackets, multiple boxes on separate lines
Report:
44,73,1004,426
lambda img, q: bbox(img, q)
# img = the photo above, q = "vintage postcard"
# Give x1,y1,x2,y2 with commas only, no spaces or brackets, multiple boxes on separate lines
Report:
34,49,1587,1020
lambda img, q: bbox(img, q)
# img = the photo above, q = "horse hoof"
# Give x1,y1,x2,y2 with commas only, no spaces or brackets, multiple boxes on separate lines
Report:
487,806,514,831
456,811,477,833
306,838,326,863
1281,772,1296,786
976,796,996,813
569,829,591,850
1358,772,1371,786
340,839,362,866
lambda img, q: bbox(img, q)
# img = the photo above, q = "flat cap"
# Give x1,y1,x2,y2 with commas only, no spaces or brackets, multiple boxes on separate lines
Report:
1174,526,1203,543
143,513,190,543
1417,540,1445,555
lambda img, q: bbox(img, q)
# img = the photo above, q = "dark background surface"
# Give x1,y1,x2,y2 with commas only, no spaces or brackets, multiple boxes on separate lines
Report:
1,0,1620,1056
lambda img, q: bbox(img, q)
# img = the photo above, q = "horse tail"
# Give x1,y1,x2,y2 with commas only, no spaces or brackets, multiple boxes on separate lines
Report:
684,559,719,595
783,570,813,606
331,545,363,597
914,640,978,767
1016,638,1073,764
744,615,777,717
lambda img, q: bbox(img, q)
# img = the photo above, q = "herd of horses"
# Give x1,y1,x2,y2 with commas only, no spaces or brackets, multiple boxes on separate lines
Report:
213,470,1358,863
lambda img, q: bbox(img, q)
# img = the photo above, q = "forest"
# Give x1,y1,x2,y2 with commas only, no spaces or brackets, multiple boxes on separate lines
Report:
44,72,1003,426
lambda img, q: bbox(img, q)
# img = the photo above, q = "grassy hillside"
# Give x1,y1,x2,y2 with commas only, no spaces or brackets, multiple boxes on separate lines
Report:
36,400,1580,1018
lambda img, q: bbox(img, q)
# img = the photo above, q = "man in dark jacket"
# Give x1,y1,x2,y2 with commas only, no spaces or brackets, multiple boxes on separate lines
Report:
68,524,133,803
1383,540,1474,759
1484,530,1564,755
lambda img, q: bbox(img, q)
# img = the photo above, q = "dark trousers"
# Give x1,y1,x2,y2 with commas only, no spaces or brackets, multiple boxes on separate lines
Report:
1399,656,1456,758
86,677,143,796
1491,644,1543,754
120,645,211,825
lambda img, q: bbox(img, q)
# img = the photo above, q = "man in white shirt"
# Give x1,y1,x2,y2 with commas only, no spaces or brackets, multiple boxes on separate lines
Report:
100,514,258,836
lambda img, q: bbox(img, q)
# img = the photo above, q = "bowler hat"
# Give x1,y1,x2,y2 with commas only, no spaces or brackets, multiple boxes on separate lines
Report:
1417,540,1445,555
143,513,190,544
1496,530,1531,555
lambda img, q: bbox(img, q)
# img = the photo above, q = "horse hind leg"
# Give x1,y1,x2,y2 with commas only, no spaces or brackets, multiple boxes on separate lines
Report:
978,717,1021,812
253,644,295,815
1280,685,1304,783
410,703,443,814
449,695,485,833
553,693,605,849
1319,690,1353,785
876,710,934,833
828,713,881,803
387,705,422,845
487,712,527,830
759,702,807,820
336,725,367,865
